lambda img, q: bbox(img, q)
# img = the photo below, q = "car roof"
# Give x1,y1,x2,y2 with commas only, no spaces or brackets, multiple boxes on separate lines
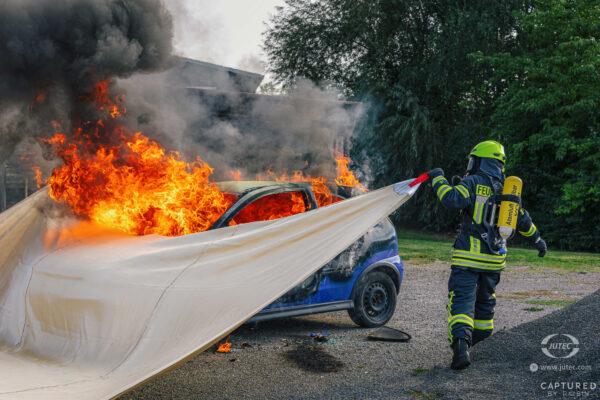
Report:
215,180,309,195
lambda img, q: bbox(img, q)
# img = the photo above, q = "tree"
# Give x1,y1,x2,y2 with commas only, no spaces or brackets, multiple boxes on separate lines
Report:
264,0,528,231
475,0,600,251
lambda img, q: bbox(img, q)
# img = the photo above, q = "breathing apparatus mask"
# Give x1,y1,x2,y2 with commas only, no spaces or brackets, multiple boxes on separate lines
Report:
465,156,480,177
451,156,481,185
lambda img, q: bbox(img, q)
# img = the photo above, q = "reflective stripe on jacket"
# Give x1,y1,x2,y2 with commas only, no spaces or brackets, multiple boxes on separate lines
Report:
432,172,541,271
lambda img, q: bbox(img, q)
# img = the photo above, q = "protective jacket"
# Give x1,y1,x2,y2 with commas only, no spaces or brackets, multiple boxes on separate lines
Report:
431,158,541,271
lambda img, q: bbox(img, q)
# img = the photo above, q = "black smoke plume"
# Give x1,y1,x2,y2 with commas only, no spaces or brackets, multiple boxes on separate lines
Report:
0,0,174,162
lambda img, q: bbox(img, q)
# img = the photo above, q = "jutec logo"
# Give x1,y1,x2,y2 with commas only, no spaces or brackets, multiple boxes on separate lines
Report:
541,334,580,359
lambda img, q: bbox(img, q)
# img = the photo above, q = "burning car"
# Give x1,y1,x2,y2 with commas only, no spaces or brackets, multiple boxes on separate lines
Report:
30,79,401,327
211,180,403,327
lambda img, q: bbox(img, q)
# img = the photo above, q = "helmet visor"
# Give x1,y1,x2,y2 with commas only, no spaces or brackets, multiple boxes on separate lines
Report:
466,156,475,174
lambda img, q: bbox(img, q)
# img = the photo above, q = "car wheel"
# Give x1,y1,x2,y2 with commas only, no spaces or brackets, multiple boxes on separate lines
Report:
348,271,397,328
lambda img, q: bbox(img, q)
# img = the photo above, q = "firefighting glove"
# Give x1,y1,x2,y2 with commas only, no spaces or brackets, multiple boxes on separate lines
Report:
428,168,444,179
535,238,547,258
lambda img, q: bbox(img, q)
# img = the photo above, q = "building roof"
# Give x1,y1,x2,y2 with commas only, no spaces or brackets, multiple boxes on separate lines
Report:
165,57,264,93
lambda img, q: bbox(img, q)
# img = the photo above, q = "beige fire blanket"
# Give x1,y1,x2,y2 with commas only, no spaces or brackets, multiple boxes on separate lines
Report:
0,179,420,399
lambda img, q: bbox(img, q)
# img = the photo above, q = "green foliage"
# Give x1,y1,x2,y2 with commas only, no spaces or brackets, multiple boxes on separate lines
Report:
474,0,600,251
264,0,600,251
265,0,527,231
257,82,285,95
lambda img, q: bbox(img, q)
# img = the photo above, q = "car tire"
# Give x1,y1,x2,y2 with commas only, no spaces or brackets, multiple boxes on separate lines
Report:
348,271,397,328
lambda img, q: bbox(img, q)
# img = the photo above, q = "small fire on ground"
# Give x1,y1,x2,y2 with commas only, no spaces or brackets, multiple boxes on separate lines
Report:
216,337,232,353
36,80,367,236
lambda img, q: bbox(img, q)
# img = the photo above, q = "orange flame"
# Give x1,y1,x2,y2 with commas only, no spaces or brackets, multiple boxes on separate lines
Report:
44,81,234,236
334,150,367,192
229,170,242,181
46,128,234,236
256,169,337,207
229,192,307,226
32,167,43,189
29,90,46,111
40,80,367,236
84,81,126,118
217,336,232,353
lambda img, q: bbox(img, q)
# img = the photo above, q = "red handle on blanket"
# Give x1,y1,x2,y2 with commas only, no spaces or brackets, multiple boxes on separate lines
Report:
409,172,430,188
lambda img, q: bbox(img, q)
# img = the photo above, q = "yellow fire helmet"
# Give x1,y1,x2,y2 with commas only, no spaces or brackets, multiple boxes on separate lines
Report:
469,140,507,164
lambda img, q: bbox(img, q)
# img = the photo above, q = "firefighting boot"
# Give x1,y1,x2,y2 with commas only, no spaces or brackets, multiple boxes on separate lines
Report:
450,338,471,370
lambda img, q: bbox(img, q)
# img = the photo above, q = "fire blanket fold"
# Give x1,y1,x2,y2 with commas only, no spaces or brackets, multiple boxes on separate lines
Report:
0,179,421,399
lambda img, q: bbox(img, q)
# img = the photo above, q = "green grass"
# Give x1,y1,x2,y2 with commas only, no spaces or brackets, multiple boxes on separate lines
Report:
395,230,452,264
524,299,577,307
497,290,553,299
410,367,429,376
522,307,545,312
396,229,600,273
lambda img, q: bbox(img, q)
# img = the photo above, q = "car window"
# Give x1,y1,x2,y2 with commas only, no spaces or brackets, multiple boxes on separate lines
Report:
229,191,307,226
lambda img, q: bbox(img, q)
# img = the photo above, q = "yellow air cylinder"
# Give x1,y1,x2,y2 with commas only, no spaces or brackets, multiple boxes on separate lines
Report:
497,176,523,254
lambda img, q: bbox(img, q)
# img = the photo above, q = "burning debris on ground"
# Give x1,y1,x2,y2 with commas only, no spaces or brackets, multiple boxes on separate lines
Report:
217,337,232,353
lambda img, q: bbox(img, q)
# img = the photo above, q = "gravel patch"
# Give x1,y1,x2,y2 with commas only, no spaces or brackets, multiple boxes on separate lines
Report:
121,262,599,400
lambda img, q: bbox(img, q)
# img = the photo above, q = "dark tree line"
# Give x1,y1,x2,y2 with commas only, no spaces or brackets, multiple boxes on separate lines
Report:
264,0,600,252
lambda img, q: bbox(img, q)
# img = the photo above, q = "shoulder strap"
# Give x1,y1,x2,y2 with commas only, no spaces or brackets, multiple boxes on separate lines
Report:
496,194,521,205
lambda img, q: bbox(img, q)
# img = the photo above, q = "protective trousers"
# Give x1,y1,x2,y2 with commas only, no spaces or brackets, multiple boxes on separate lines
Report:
446,266,500,345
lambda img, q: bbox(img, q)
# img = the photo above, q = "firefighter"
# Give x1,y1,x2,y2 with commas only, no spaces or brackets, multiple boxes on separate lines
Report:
428,140,547,370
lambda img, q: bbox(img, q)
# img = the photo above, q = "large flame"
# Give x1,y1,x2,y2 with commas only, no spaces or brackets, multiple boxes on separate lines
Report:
229,192,307,226
45,82,233,236
255,170,338,208
40,81,366,236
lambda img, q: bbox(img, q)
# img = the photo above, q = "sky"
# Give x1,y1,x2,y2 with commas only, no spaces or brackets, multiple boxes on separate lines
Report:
168,0,286,74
